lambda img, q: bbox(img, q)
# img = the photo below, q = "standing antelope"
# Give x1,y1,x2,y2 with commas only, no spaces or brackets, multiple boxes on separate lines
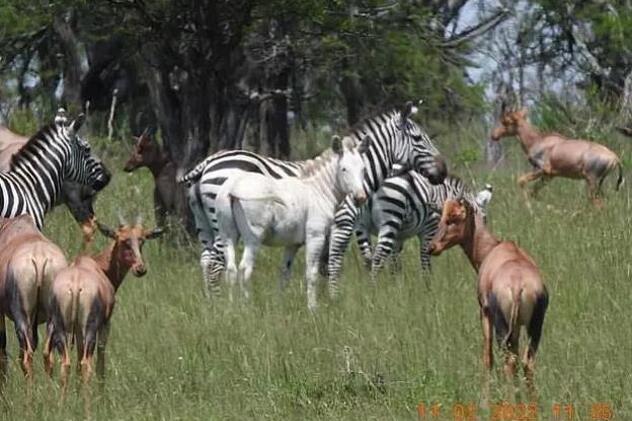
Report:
44,217,163,387
491,108,623,206
0,215,67,380
216,135,368,310
428,199,548,397
123,130,186,228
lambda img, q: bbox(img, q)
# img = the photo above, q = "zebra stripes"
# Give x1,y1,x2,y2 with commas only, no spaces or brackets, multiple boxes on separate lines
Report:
181,102,447,298
0,111,109,229
354,173,488,278
326,105,447,296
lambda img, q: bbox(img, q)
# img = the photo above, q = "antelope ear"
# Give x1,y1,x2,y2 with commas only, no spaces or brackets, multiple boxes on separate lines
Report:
518,108,528,118
97,222,117,239
145,227,164,240
331,135,343,156
68,114,86,136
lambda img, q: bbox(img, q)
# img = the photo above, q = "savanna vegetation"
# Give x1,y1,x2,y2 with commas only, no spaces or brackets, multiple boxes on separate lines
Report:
1,0,631,419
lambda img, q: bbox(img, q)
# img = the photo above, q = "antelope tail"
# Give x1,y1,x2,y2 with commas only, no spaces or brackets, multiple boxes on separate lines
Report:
616,161,624,191
67,286,81,347
503,286,522,345
30,258,48,334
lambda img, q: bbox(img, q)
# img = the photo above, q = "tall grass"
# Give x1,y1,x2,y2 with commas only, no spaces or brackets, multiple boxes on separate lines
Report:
0,118,630,420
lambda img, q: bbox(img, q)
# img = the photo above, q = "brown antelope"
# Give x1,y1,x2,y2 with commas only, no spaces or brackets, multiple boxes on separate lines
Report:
0,215,68,380
0,123,111,247
123,130,185,228
428,199,548,397
491,109,623,206
44,217,163,387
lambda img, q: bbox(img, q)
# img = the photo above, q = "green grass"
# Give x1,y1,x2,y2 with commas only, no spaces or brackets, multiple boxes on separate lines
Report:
1,133,631,420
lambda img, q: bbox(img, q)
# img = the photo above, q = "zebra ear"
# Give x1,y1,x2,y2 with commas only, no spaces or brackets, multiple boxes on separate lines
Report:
145,227,164,240
68,114,86,136
400,101,418,122
96,222,117,239
401,101,413,120
357,135,370,154
331,135,343,156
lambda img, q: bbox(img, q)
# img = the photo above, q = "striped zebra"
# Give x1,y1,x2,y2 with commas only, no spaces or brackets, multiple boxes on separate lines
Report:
0,110,110,229
180,101,447,298
354,173,491,278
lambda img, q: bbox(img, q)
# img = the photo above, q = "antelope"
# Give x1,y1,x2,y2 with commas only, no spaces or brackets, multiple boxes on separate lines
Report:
216,135,367,310
491,108,623,206
44,217,163,387
0,215,68,380
428,199,548,397
123,129,185,228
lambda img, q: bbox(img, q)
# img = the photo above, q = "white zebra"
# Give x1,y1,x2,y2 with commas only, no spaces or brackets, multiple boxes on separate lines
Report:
216,135,368,310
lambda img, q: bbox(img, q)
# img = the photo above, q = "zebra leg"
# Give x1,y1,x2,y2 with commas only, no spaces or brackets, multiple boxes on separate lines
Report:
371,223,402,281
306,234,326,311
418,237,432,272
388,241,404,275
279,245,300,291
327,199,359,299
239,243,259,301
419,215,439,273
207,239,226,293
223,238,238,303
355,227,373,270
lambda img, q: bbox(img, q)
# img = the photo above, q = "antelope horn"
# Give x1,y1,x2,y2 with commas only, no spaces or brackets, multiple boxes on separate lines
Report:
118,211,127,227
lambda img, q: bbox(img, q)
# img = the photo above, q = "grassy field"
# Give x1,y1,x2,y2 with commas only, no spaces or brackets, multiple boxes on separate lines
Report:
0,129,631,420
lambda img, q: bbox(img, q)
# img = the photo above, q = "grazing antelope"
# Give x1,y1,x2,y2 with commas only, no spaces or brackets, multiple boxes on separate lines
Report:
44,217,163,386
123,130,186,228
428,199,548,397
216,135,368,310
0,215,67,380
491,108,623,206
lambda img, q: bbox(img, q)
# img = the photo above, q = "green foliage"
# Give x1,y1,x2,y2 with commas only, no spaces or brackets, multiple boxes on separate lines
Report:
7,106,37,135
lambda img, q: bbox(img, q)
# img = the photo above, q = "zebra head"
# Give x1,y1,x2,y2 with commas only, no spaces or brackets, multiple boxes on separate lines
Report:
397,101,447,185
332,135,368,205
58,113,111,191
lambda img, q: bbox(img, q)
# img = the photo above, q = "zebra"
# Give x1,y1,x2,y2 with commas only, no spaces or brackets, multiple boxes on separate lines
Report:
0,110,110,229
354,173,492,278
217,135,367,309
179,101,447,298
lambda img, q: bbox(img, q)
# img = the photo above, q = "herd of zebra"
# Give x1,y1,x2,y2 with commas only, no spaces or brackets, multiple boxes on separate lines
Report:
0,101,623,393
178,101,493,309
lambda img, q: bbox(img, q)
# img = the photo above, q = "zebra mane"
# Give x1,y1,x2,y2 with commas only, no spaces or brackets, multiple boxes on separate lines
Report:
298,146,341,178
9,123,59,171
345,109,401,141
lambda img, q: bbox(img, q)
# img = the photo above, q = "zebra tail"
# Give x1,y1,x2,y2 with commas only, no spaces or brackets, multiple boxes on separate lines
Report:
230,195,255,241
176,158,211,184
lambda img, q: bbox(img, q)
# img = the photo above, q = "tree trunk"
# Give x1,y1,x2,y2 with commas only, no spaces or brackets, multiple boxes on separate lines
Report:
53,11,84,112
